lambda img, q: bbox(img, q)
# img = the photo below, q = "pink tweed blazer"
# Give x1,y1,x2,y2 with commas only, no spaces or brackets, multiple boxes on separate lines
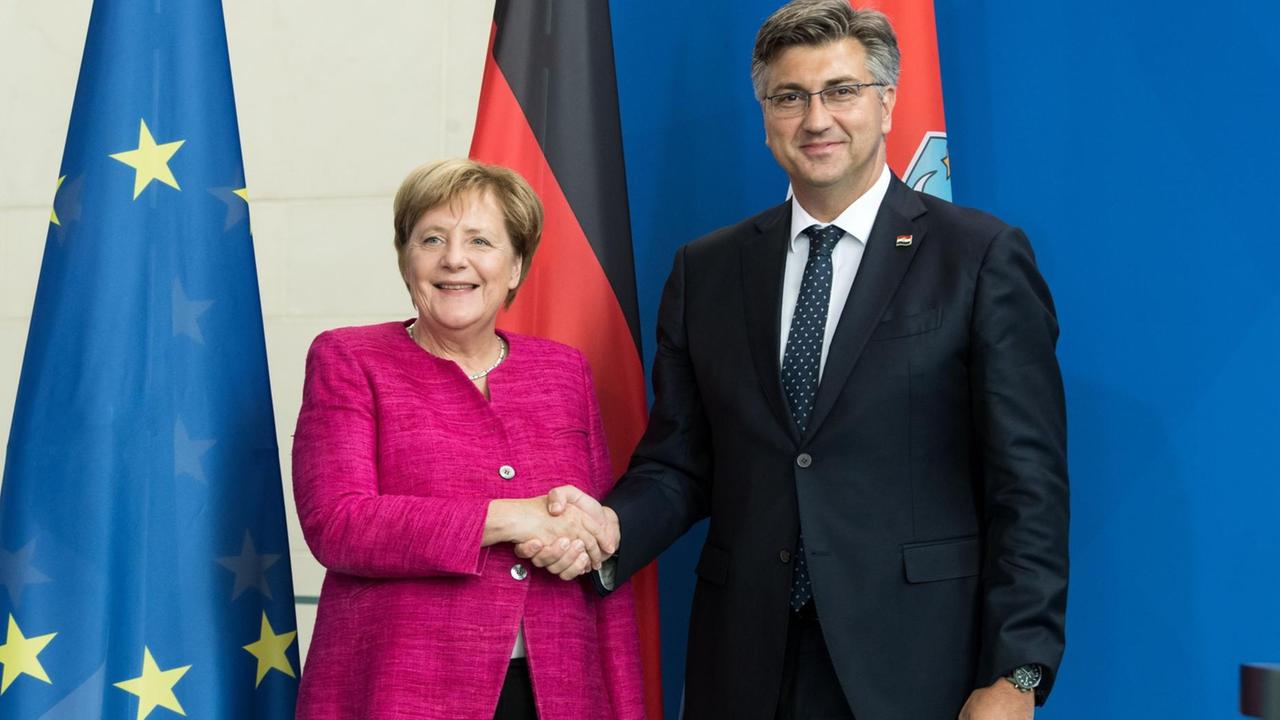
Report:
293,322,644,720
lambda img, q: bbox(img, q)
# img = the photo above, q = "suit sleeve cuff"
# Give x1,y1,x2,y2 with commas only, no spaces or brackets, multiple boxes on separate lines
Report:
591,556,618,596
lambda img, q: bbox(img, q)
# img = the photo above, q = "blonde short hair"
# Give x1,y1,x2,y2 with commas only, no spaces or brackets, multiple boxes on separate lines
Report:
393,159,544,306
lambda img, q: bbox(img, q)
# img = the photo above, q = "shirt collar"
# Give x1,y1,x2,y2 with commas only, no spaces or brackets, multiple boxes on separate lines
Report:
788,163,892,251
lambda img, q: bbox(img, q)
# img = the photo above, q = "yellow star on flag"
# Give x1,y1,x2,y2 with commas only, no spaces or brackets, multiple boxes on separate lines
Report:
51,175,66,226
242,612,296,687
113,647,191,720
109,119,185,200
0,614,56,693
232,187,248,202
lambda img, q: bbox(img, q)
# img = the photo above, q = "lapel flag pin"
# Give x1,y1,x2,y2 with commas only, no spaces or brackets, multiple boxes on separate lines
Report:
896,235,913,247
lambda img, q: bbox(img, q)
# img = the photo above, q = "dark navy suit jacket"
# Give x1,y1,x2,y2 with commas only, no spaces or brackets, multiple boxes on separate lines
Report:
606,176,1069,719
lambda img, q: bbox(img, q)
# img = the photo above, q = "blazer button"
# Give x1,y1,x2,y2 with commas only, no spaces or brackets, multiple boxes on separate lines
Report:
779,549,792,564
795,453,812,468
499,465,516,480
510,563,528,581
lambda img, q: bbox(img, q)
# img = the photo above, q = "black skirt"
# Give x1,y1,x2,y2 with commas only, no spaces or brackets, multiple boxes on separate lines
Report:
493,658,537,720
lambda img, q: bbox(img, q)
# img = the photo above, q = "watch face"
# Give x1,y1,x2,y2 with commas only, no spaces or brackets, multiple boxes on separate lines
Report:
1012,664,1042,689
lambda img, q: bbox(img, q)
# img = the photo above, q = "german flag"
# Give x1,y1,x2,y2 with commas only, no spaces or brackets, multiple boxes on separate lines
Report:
469,2,662,717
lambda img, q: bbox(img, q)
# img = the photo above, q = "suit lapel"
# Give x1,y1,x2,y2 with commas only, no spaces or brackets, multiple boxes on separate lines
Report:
804,177,927,441
740,202,800,443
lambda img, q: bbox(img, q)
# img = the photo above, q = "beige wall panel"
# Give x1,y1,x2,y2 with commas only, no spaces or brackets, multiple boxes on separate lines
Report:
295,601,319,666
0,208,48,471
0,2,90,206
0,209,47,318
0,319,31,464
223,0,494,201
252,196,408,318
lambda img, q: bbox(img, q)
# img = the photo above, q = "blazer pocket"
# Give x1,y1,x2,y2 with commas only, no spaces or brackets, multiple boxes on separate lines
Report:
901,535,980,583
695,542,730,587
871,307,941,341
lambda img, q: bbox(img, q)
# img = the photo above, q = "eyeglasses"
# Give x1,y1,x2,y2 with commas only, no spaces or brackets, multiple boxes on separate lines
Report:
763,83,887,117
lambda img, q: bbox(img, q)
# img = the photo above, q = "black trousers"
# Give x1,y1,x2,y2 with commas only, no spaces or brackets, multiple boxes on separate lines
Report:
494,658,537,720
775,603,856,720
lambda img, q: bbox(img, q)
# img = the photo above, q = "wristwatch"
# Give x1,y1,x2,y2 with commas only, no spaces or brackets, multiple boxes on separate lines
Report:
597,556,618,590
1005,664,1043,693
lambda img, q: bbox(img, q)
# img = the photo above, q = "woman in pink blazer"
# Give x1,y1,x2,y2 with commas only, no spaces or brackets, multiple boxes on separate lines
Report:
292,159,644,720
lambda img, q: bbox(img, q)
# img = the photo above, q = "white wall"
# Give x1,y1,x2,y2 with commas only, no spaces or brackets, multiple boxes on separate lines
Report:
0,0,495,663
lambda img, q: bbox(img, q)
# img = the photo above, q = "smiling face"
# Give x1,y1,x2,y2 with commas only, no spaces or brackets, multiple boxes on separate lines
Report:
402,189,523,341
762,38,896,214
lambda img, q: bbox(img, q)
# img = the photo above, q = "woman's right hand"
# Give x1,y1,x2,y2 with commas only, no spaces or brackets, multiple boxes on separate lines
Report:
484,496,608,579
513,486,619,580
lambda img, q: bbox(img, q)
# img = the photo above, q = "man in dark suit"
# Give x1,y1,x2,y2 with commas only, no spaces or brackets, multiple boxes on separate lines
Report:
522,1,1067,717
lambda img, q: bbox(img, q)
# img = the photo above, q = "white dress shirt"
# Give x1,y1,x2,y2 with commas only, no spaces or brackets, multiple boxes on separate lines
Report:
779,164,892,378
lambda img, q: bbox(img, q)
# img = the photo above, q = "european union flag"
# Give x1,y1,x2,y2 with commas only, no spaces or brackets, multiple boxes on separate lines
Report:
0,1,297,717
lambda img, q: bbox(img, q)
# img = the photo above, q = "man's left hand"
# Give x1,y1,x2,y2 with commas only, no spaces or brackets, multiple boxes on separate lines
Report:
958,677,1034,720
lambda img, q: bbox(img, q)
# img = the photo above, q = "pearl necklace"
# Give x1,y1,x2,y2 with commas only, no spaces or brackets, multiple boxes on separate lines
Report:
407,322,507,381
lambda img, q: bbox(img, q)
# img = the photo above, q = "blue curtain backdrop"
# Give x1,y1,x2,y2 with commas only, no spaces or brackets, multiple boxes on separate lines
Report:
610,1,1280,718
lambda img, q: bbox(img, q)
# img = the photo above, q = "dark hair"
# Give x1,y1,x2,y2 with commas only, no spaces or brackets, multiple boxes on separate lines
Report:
752,0,900,98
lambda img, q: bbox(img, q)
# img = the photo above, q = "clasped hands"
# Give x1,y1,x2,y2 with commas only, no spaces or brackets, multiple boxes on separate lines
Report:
520,485,618,580
488,486,618,580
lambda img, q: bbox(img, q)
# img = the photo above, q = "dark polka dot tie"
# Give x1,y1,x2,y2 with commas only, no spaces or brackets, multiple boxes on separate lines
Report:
782,223,844,611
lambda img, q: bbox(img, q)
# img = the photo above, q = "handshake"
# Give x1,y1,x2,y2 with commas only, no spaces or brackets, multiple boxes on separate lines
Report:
485,485,620,580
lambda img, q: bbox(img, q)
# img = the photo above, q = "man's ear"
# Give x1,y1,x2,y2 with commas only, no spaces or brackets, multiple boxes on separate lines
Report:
880,85,897,135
